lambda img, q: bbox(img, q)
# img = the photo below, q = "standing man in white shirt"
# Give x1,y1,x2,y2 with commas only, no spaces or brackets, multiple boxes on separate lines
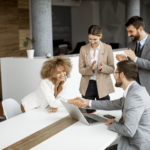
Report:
116,16,150,95
74,60,150,150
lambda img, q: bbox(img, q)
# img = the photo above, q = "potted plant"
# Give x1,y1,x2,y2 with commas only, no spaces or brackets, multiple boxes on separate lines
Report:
23,37,35,59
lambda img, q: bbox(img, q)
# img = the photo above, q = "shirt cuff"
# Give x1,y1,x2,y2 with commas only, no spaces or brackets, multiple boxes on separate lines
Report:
89,100,92,107
134,57,137,62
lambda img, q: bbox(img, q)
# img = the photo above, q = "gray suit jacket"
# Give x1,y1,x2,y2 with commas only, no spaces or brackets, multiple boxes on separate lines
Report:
128,34,150,95
92,82,150,150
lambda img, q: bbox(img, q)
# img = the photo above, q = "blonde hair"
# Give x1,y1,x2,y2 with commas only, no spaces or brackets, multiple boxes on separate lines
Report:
41,55,72,83
88,25,102,37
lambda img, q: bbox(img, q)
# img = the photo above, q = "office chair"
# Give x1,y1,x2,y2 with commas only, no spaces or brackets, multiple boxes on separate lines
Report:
58,44,68,55
70,41,86,54
109,43,119,49
2,98,22,119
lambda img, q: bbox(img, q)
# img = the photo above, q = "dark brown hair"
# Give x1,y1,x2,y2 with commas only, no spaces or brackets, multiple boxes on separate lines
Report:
88,25,102,36
41,55,72,83
125,16,145,29
117,60,138,81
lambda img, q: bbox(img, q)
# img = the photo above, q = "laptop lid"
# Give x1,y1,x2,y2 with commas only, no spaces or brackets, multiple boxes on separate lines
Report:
61,100,90,125
61,101,107,126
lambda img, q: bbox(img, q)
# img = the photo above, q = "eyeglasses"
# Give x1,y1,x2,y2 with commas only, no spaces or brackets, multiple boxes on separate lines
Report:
113,72,120,76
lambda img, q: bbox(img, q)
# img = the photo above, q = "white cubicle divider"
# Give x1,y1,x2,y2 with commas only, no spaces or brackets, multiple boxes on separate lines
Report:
1,48,126,104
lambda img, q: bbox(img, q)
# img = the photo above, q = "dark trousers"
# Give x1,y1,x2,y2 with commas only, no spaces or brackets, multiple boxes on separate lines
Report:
82,80,110,113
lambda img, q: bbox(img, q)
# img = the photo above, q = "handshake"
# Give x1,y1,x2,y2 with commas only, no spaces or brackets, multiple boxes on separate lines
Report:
67,97,90,108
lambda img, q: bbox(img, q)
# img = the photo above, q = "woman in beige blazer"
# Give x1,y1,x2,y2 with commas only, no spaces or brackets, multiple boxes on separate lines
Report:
79,25,115,113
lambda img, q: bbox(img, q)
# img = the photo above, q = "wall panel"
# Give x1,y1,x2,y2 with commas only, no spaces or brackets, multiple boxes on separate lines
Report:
0,0,30,99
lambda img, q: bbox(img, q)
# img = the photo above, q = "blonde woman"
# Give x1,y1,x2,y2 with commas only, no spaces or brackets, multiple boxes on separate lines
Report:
21,55,78,113
79,25,115,113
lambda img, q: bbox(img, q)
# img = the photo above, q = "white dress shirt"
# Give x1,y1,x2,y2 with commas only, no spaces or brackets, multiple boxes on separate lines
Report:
134,34,148,62
90,43,100,80
89,81,135,107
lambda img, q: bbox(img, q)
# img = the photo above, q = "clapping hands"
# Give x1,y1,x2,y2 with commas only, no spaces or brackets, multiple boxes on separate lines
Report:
92,61,96,70
124,49,136,61
116,54,127,62
116,49,136,62
97,63,103,71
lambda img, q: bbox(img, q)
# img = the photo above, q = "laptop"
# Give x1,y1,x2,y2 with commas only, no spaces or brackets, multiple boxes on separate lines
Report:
61,101,108,126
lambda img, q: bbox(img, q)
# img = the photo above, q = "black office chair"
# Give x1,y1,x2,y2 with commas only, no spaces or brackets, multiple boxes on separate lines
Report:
53,39,64,49
57,44,68,55
70,41,86,54
109,43,119,49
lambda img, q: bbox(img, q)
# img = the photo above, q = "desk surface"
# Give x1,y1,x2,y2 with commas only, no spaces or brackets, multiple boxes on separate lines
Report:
0,105,121,150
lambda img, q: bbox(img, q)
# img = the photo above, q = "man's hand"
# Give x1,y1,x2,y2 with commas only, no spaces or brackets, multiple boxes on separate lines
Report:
68,99,84,108
116,54,127,61
105,119,117,127
49,107,58,113
73,97,90,108
124,49,136,61
92,60,96,71
97,63,103,71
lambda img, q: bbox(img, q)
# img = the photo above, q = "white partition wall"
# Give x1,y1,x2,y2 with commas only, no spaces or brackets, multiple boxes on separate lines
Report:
1,49,126,104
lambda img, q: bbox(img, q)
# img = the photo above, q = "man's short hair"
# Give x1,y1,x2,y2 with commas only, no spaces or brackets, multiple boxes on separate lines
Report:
125,16,145,30
117,60,138,81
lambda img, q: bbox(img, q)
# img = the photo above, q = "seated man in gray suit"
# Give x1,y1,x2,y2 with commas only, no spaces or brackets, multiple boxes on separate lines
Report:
74,60,150,150
116,16,150,95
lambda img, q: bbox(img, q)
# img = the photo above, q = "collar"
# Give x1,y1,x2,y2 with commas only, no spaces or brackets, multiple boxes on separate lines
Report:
123,81,135,98
90,43,100,51
137,33,148,46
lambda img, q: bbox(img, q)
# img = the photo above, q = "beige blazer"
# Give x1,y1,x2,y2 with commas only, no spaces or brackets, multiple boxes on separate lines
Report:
79,41,115,98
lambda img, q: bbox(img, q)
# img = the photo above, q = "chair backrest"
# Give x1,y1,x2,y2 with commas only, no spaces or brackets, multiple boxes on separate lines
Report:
109,43,119,49
58,44,68,48
72,41,86,54
2,98,22,119
58,44,68,55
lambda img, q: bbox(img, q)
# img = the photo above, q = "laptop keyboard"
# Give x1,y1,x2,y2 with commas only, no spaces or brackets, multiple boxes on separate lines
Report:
83,113,107,122
84,116,98,123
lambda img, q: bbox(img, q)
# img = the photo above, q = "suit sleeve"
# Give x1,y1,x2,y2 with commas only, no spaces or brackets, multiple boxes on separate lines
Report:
79,47,94,76
100,46,115,74
128,41,150,70
91,97,123,110
135,57,150,70
108,94,144,137
40,80,61,108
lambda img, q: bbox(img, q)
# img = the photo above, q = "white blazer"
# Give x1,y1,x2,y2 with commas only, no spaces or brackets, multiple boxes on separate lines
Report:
21,79,68,112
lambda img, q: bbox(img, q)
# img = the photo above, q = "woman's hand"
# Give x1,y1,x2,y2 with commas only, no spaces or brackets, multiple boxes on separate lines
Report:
92,60,96,70
49,107,58,113
97,63,103,71
68,99,84,108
